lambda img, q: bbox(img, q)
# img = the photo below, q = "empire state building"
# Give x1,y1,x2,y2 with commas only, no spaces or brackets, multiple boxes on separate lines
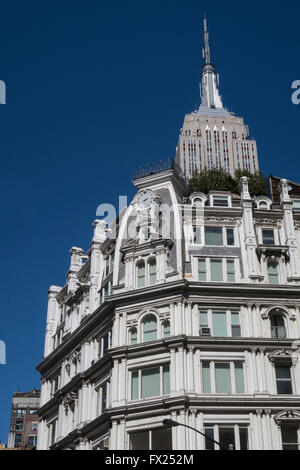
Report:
175,18,259,178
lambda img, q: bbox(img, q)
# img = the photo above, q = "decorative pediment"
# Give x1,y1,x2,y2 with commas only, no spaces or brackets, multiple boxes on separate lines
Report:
268,349,294,363
136,306,164,321
261,306,296,321
274,410,300,424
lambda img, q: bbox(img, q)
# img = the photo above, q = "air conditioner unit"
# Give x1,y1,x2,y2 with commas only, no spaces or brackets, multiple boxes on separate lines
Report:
200,327,211,336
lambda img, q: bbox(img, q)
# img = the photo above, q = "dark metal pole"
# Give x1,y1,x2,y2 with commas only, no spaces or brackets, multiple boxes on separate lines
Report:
163,419,223,450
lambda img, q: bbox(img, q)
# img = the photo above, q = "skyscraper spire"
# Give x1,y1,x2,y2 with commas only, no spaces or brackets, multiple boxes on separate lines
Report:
200,15,223,110
203,14,211,64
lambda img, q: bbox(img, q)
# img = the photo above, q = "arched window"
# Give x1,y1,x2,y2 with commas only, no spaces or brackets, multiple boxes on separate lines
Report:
142,315,157,342
258,201,268,209
137,260,145,288
129,327,137,345
270,314,286,339
148,258,157,286
163,321,171,338
268,261,279,284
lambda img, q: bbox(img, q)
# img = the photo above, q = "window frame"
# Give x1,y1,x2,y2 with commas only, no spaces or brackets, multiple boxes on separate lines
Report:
199,309,241,338
204,226,236,247
196,257,239,283
130,364,170,401
203,424,249,450
201,361,245,395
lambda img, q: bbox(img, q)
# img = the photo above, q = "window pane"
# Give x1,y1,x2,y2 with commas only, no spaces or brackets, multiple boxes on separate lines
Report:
130,432,149,450
131,371,139,400
213,312,227,337
226,260,235,282
149,259,156,285
219,427,235,450
275,365,291,379
235,363,245,393
226,228,234,246
137,262,145,288
205,227,223,246
268,262,279,284
213,196,229,207
143,316,157,342
239,427,248,450
141,367,160,398
202,362,211,393
130,328,137,345
215,363,231,393
200,311,208,328
231,313,241,337
262,229,275,245
152,429,172,450
204,427,215,450
198,259,207,281
163,322,170,338
281,425,299,450
277,380,293,394
210,259,223,282
163,365,170,395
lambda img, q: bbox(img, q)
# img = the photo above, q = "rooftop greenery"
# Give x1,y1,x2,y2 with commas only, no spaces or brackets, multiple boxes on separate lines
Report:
189,168,268,197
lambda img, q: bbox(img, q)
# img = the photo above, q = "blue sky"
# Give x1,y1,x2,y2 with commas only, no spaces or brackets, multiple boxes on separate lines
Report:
0,0,299,444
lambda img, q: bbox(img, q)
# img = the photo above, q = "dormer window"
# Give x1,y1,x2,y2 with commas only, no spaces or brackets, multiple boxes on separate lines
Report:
190,193,207,208
255,197,272,210
212,195,230,207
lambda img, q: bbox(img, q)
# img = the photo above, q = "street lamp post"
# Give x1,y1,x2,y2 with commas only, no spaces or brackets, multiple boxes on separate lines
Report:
163,419,233,450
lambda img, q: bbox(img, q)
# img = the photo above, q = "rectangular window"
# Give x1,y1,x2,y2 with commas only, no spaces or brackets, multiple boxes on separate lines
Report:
14,434,22,446
293,201,300,211
268,262,279,284
202,362,211,393
275,365,293,394
163,365,170,395
131,371,139,400
281,425,299,450
226,228,235,246
132,365,170,400
205,227,223,246
215,363,231,393
199,311,208,329
28,436,37,447
213,312,227,337
204,425,248,450
226,260,235,282
231,313,241,337
15,421,23,430
235,363,245,393
213,196,229,207
198,259,207,281
210,259,223,282
262,229,275,245
130,429,172,450
141,367,160,398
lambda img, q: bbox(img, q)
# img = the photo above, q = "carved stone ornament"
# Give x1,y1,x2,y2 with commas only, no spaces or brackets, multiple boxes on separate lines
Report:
63,392,78,412
268,349,294,363
274,410,300,425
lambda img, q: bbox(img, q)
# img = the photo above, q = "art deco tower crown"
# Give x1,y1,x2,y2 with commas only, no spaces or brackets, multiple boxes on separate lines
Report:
175,17,259,179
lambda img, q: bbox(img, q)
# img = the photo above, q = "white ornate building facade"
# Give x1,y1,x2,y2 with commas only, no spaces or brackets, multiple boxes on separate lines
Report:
36,19,300,451
36,170,300,450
